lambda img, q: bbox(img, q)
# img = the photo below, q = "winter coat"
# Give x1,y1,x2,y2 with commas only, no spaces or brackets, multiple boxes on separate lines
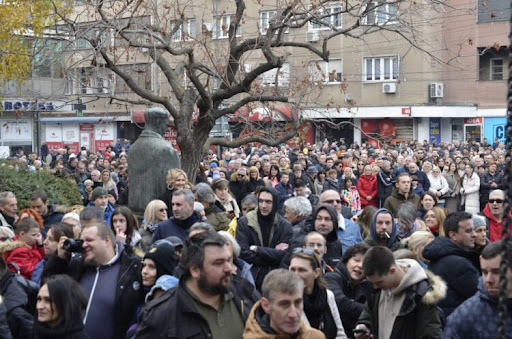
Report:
357,260,446,339
41,243,143,339
229,172,249,206
323,178,341,193
204,200,231,231
461,172,480,214
0,297,11,339
236,209,293,289
383,187,421,219
137,278,259,339
442,279,512,339
301,289,347,339
85,201,115,225
243,300,326,339
151,211,202,243
275,182,294,214
442,172,461,213
427,174,449,196
32,322,89,339
42,204,64,233
377,169,394,200
480,171,503,203
422,236,480,317
313,206,343,268
357,175,378,208
409,169,431,192
0,271,33,339
216,194,240,218
314,179,326,198
246,179,266,195
325,262,373,337
0,240,44,280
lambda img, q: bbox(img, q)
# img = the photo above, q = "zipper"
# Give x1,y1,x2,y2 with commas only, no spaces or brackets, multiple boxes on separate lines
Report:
83,267,100,325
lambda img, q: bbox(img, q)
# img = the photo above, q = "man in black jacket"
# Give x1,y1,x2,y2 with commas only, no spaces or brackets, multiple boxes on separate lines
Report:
42,223,143,339
137,230,258,338
236,186,293,290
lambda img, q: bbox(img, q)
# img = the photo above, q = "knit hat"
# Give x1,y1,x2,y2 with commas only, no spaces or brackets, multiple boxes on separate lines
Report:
91,187,108,202
210,162,218,169
145,241,179,279
472,215,486,229
307,166,319,174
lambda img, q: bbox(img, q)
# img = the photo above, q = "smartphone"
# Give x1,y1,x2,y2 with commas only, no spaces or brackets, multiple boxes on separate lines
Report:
352,328,370,334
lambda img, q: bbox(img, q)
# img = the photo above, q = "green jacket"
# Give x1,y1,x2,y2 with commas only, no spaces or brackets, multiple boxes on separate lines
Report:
383,187,420,218
357,265,446,339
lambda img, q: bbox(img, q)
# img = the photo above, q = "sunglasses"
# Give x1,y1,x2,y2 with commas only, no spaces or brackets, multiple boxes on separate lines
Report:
323,199,341,204
158,208,167,212
0,237,8,242
292,247,321,267
237,174,245,177
489,199,504,204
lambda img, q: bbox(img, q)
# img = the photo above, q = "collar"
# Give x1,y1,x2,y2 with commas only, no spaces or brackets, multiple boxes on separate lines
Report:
337,213,346,231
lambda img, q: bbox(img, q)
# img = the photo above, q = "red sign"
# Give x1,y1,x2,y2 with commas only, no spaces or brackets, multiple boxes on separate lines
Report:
402,107,412,116
163,125,180,151
95,140,113,152
464,117,483,124
47,142,63,151
80,123,94,132
63,142,80,154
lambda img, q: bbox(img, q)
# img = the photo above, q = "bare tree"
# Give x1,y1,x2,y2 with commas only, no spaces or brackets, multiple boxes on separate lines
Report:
49,0,460,180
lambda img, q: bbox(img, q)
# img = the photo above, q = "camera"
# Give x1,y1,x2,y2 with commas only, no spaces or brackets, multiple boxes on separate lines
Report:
62,239,84,252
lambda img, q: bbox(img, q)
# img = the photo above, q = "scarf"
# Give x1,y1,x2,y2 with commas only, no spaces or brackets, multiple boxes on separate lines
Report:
303,285,337,339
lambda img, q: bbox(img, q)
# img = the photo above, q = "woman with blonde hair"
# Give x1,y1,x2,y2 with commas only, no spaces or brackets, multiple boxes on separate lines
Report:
246,166,265,194
159,168,188,212
424,206,447,237
140,200,168,251
101,169,118,200
404,230,435,268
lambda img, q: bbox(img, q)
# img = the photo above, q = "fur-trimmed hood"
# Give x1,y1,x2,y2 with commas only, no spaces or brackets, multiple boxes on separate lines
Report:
422,269,447,305
0,241,30,254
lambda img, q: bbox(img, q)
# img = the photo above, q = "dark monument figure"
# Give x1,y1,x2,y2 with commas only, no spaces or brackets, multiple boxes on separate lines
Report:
128,107,181,215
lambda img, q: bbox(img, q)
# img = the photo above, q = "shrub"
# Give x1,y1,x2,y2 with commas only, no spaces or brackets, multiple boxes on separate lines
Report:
0,166,82,209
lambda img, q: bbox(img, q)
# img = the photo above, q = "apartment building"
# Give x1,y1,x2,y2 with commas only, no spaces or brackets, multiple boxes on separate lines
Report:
1,0,507,156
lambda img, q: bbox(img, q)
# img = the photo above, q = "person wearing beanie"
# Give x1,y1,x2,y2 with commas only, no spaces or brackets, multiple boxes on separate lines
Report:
472,215,488,256
86,187,115,225
142,240,179,292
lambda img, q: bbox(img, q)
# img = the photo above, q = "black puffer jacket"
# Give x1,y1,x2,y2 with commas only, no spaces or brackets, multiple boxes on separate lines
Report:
325,262,373,337
422,236,480,317
0,271,33,339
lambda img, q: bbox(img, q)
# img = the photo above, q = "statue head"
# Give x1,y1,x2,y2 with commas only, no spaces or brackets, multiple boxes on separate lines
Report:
144,107,171,136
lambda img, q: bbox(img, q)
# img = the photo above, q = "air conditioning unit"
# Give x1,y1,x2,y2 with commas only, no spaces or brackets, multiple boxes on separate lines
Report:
382,82,397,94
306,31,320,42
430,82,444,98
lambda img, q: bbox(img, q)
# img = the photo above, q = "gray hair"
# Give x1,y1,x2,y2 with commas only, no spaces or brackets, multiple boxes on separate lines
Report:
0,226,14,241
489,189,505,199
173,189,195,204
218,231,241,257
188,222,215,235
283,197,312,218
262,269,304,302
0,192,15,206
194,183,216,205
193,202,205,212
62,212,81,227
397,202,417,228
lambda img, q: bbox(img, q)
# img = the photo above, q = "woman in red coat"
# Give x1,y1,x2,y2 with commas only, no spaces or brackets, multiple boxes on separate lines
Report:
357,165,378,209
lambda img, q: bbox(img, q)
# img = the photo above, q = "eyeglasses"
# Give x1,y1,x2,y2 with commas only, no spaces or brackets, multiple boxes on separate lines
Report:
489,199,504,204
292,247,321,267
237,174,245,177
158,208,167,212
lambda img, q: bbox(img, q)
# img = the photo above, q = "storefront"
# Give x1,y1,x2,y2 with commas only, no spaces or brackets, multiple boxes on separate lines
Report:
484,117,507,144
464,117,483,143
360,118,413,147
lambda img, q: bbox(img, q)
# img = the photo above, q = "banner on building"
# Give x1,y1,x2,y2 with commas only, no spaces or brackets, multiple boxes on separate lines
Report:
429,118,441,145
0,119,31,141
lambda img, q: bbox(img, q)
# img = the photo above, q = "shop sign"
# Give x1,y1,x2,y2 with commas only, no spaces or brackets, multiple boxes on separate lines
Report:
429,118,441,144
464,117,483,124
0,119,31,140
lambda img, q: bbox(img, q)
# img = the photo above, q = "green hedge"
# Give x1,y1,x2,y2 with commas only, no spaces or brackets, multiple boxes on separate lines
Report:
0,166,82,209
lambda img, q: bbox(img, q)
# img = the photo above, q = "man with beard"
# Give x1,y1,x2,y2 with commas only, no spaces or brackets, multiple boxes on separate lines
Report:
137,230,258,338
42,223,143,339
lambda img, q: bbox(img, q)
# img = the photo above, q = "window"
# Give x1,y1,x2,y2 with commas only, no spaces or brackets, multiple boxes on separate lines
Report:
65,67,112,95
309,59,342,83
490,59,504,80
260,63,290,87
260,10,277,34
363,56,399,82
309,3,342,30
362,0,397,25
171,18,197,42
31,39,64,78
74,26,112,49
213,15,241,39
113,64,152,93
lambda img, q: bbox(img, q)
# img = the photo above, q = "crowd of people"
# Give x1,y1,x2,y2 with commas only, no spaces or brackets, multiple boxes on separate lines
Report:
0,136,510,338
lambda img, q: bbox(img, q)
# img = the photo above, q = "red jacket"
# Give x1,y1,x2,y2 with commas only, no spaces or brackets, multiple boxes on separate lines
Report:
357,174,378,208
483,204,504,242
0,237,44,279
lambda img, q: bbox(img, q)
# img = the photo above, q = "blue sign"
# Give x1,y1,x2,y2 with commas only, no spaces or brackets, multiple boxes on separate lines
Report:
429,118,441,145
484,117,506,144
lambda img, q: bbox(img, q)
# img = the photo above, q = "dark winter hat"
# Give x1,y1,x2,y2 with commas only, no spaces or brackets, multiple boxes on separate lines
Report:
307,166,319,174
91,187,108,202
166,236,184,249
144,241,178,280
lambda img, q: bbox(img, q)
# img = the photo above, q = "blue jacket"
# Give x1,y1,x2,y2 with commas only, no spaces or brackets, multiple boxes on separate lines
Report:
86,201,115,225
443,279,512,339
336,218,363,254
42,204,64,233
151,211,202,243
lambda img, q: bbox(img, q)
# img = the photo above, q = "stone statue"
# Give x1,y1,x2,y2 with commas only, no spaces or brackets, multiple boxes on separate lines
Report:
128,107,181,215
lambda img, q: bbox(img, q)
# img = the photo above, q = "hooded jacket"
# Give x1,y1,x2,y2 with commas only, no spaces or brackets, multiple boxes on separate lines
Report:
383,187,421,219
483,203,503,242
0,239,44,280
42,204,64,232
237,187,293,289
313,205,343,268
357,259,446,339
363,208,401,250
357,174,378,208
422,236,479,317
243,300,326,339
442,279,512,339
325,262,373,337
